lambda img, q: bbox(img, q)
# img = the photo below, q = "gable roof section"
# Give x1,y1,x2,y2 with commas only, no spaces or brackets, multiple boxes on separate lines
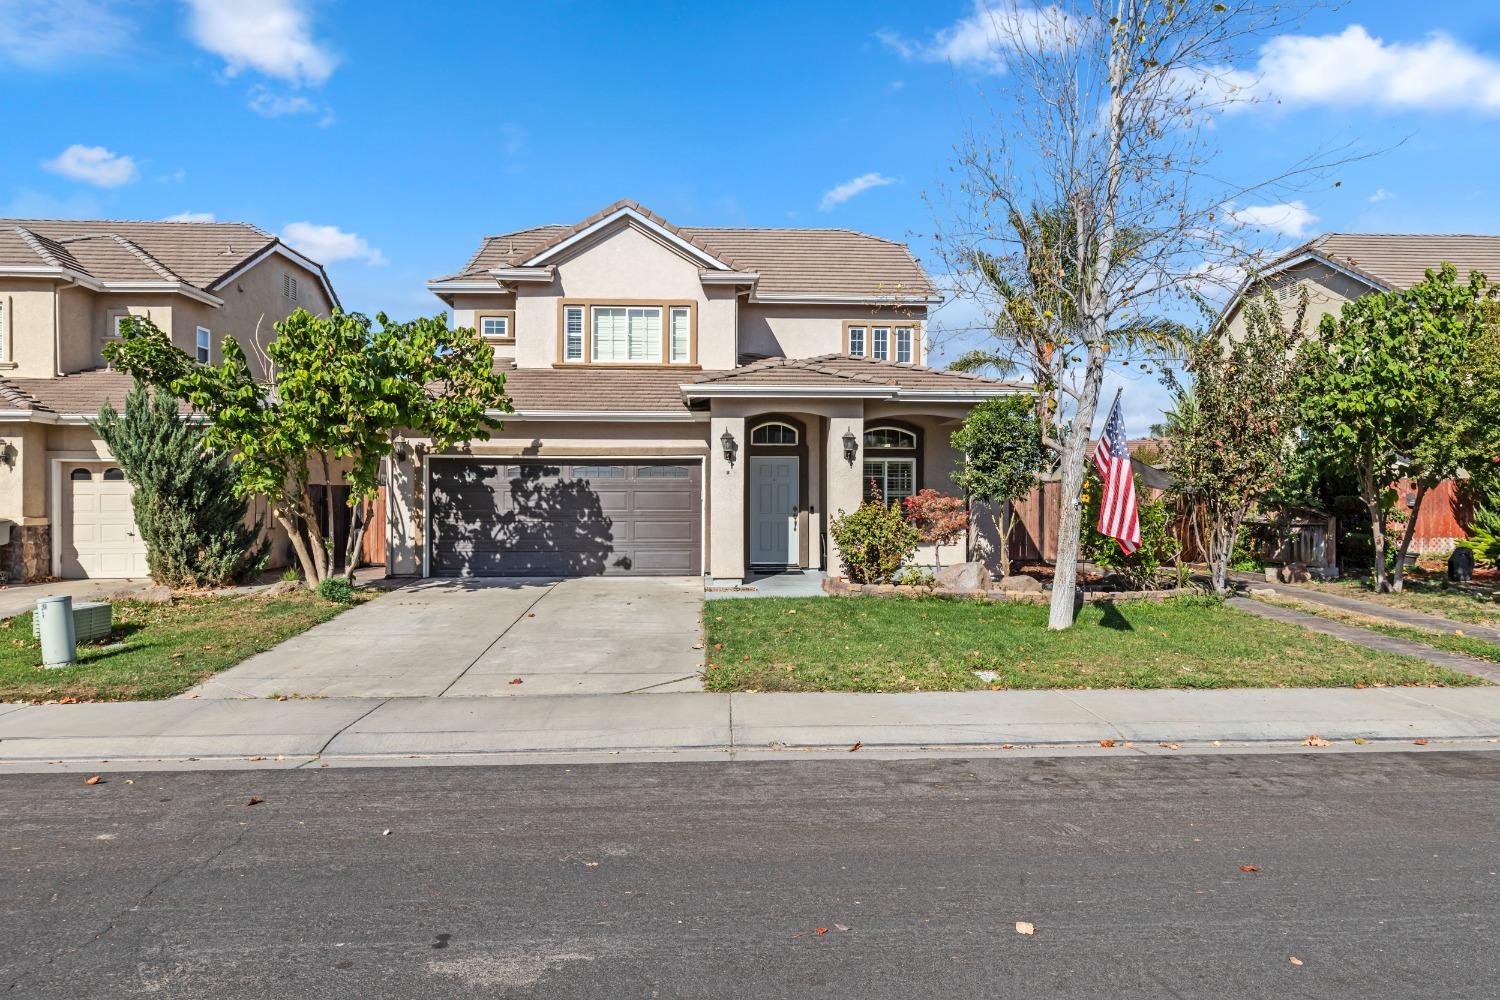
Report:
0,369,195,419
684,354,1026,400
0,219,340,309
432,200,939,303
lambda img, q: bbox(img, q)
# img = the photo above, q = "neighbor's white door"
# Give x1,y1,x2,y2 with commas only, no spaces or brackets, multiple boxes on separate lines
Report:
62,464,149,578
749,456,799,567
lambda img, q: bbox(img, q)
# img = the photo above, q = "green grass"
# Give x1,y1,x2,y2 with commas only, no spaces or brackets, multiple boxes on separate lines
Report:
0,590,371,702
1256,594,1500,665
703,595,1486,692
1305,577,1500,627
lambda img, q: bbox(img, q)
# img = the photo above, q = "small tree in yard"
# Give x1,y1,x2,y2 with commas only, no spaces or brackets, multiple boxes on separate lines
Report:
1165,288,1309,594
105,310,509,588
92,383,267,588
830,495,920,584
1298,263,1494,592
950,396,1046,579
901,490,969,568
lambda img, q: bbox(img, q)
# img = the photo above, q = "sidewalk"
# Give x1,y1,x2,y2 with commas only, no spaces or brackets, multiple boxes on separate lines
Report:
4,687,1500,771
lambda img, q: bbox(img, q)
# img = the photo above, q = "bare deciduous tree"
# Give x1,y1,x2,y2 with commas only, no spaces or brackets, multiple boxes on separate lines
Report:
929,0,1349,629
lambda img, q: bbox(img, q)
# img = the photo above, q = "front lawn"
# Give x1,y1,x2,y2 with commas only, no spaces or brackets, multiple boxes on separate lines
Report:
1304,578,1500,627
0,590,371,702
703,595,1486,692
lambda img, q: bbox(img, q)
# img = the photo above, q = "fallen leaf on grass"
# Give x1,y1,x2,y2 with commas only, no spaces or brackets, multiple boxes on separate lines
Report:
246,796,264,807
1099,739,1116,748
1015,921,1036,936
1302,735,1331,747
1413,738,1429,746
84,775,103,785
1240,864,1260,873
849,741,862,752
1289,956,1304,966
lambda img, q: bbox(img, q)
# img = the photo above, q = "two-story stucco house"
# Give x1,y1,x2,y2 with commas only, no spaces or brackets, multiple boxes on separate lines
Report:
395,199,1023,583
0,219,338,582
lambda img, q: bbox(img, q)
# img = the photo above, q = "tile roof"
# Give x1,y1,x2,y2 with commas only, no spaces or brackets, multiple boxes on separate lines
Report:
0,370,193,416
436,200,937,298
0,218,292,290
1286,234,1500,290
496,365,693,413
687,354,1026,393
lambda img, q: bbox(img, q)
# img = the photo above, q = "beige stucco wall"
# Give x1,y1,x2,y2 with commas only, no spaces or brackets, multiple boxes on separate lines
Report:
451,292,519,365
1221,259,1373,343
0,279,76,378
182,255,334,378
738,304,927,362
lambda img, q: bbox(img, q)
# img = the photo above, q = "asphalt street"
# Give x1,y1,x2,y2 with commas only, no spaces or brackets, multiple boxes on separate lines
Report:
3,752,1498,998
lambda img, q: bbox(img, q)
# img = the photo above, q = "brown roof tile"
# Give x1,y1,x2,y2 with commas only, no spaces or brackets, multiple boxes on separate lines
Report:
0,370,193,416
498,367,692,413
0,218,279,289
1295,233,1500,290
687,354,1025,394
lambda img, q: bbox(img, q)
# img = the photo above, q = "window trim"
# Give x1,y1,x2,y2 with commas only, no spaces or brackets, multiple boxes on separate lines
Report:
476,310,515,342
843,320,920,363
555,298,698,367
864,424,918,450
195,326,211,364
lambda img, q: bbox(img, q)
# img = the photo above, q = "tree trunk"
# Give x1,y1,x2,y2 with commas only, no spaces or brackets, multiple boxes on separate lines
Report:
294,489,328,583
343,499,368,582
1210,508,1247,596
996,503,1012,579
1361,450,1388,593
272,506,319,589
1046,348,1107,630
1391,481,1427,593
319,453,335,576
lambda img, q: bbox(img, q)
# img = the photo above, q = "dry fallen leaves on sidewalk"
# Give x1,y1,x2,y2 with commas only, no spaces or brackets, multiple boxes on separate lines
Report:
1302,735,1331,747
1239,864,1260,873
246,796,264,807
1014,921,1036,936
1289,956,1304,966
1099,739,1116,748
84,775,103,785
1413,738,1429,745
849,741,862,752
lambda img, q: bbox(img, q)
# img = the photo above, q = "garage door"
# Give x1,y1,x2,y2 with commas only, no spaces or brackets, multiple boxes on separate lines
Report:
428,459,702,577
62,464,150,579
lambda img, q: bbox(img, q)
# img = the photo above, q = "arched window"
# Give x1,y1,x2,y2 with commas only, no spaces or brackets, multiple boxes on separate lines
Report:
864,425,917,450
70,468,93,481
751,422,799,446
103,468,126,481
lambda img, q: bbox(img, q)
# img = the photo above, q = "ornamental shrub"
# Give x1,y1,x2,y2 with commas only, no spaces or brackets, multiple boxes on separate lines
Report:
92,383,267,588
901,489,969,567
1082,468,1180,588
315,575,356,604
831,496,920,584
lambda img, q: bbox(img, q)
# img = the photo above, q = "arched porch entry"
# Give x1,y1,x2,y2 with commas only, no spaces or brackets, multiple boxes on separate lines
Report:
745,414,810,571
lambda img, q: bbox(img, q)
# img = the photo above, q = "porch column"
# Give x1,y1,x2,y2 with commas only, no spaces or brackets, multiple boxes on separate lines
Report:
824,407,864,578
387,440,422,576
708,413,747,582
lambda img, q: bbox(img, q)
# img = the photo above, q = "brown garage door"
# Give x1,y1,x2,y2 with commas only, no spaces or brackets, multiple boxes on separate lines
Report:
428,459,702,577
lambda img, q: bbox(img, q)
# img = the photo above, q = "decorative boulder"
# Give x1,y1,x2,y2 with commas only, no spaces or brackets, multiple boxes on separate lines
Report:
1277,562,1312,584
263,579,304,598
997,574,1044,593
935,562,991,592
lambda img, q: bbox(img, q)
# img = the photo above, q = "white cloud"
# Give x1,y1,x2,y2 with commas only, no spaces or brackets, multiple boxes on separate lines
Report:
878,2,1076,73
43,144,137,188
820,173,898,211
0,0,133,69
184,0,337,86
245,84,334,125
281,222,385,266
1369,188,1395,204
163,212,216,223
1227,200,1318,239
1240,26,1500,113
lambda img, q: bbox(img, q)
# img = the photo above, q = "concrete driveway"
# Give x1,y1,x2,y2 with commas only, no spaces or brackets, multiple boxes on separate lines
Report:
186,577,704,699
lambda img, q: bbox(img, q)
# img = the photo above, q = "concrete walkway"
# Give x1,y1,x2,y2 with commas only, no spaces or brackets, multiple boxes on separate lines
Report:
0,578,155,619
1230,597,1500,683
186,576,705,699
4,686,1500,770
1235,575,1500,642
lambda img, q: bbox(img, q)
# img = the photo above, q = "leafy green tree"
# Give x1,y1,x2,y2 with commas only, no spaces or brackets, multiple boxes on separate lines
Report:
105,310,509,587
1082,470,1179,588
950,395,1048,578
1166,287,1310,593
91,383,267,587
1298,263,1493,592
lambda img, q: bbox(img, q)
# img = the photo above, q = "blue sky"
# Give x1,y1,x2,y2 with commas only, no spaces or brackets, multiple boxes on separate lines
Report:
5,1,1500,431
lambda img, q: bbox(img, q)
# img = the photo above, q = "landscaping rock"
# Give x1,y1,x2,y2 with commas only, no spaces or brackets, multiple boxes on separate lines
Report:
1249,586,1278,597
1278,563,1312,584
263,580,304,598
997,574,1043,593
115,584,171,604
935,562,991,592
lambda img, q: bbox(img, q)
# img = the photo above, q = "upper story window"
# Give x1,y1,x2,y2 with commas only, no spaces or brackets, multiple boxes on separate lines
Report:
196,327,211,364
846,321,918,363
558,300,697,366
282,272,299,302
478,312,514,341
751,422,799,446
111,314,128,338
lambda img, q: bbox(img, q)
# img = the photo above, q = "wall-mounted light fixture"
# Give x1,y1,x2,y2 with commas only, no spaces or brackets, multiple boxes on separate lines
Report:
720,428,738,464
842,428,858,465
0,441,14,469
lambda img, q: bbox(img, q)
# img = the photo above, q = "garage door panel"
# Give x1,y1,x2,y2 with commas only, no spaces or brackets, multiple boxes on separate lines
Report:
62,464,150,579
429,459,700,577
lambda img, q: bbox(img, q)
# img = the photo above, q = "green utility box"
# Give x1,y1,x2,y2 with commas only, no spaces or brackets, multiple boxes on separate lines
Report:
33,601,113,643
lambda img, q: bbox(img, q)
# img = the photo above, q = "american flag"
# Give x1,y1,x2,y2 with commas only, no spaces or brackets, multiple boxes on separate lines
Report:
1092,393,1141,555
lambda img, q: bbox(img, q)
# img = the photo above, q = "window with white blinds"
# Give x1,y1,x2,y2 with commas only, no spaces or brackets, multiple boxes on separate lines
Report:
669,307,691,363
563,306,584,361
592,306,661,363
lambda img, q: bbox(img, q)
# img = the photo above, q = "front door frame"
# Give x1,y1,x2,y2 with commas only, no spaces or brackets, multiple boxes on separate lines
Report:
744,414,809,570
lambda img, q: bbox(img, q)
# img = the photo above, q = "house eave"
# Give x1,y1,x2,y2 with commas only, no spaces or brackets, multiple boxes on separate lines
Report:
747,291,944,306
0,267,224,306
489,408,705,423
523,206,733,271
209,242,341,312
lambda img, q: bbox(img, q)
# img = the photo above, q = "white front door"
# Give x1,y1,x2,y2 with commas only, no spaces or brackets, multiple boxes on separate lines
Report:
749,456,799,567
62,464,150,579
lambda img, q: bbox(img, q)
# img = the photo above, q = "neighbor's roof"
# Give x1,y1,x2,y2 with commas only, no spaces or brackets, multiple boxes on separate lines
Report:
0,369,192,417
435,198,938,300
686,354,1028,396
1271,233,1500,291
0,218,339,307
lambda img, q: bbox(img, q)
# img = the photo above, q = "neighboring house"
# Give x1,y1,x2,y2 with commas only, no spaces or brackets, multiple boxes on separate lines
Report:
1218,232,1500,553
400,199,1025,582
0,219,338,582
